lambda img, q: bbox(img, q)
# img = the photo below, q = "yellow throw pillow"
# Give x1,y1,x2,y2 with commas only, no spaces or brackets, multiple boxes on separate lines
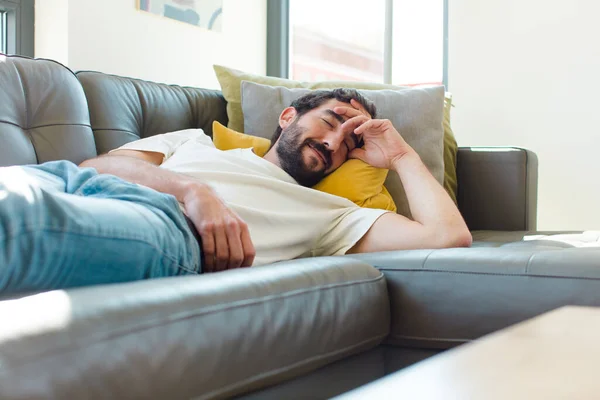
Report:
212,121,397,212
213,64,459,205
442,94,458,204
212,121,271,157
313,159,397,212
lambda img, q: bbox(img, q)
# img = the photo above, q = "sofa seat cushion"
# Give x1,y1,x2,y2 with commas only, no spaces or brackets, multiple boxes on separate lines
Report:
347,231,600,350
0,258,389,399
471,230,593,248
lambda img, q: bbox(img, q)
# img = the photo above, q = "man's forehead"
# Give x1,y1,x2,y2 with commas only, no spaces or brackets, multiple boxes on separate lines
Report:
318,98,350,110
310,99,363,147
310,99,350,121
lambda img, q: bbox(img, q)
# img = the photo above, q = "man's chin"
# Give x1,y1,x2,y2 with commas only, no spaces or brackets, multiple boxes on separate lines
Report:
278,148,326,186
292,170,326,187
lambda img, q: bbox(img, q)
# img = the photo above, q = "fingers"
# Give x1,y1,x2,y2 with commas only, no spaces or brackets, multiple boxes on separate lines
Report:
240,223,256,267
354,119,386,135
350,98,369,116
333,106,364,119
187,190,255,272
199,223,216,272
224,216,244,270
223,214,256,270
214,225,229,272
197,215,255,272
333,99,370,116
341,115,370,135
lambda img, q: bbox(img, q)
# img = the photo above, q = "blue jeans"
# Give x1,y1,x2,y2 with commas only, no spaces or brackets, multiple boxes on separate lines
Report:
0,160,202,295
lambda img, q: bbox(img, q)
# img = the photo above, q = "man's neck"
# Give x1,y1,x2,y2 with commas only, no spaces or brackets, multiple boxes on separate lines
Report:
262,148,281,168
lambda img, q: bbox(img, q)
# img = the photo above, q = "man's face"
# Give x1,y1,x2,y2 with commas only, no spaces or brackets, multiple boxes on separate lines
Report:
276,99,364,187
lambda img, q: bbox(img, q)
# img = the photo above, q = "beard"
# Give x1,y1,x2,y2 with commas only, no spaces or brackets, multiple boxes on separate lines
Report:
276,121,332,187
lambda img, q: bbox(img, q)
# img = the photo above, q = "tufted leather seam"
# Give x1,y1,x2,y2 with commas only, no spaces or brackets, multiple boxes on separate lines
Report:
387,334,469,345
525,251,536,273
132,81,147,137
0,120,92,130
420,249,436,269
12,63,30,129
11,61,38,163
92,128,138,134
2,273,386,367
0,119,23,128
28,122,92,130
182,88,199,130
378,268,600,280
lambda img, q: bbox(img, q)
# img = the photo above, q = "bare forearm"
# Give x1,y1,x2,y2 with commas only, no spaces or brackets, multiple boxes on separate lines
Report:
393,152,469,235
80,155,197,202
80,153,255,270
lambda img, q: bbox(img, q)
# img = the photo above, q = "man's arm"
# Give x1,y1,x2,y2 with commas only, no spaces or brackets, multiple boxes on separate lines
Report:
348,151,472,254
80,150,192,201
333,102,471,254
80,150,255,271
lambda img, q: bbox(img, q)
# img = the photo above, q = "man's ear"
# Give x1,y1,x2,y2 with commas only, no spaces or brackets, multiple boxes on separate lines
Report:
279,107,297,130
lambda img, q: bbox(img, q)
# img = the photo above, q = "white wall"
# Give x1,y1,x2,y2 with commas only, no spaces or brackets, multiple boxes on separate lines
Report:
449,0,600,230
35,0,266,89
35,0,69,65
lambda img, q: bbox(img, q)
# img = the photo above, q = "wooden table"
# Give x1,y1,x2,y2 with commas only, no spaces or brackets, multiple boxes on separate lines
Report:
337,306,600,399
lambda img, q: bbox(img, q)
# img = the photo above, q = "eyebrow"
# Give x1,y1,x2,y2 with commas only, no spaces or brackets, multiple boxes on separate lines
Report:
323,109,361,147
323,109,346,125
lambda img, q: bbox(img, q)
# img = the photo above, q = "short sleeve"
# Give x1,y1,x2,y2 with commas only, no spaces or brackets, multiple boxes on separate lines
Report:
314,207,390,257
109,129,214,161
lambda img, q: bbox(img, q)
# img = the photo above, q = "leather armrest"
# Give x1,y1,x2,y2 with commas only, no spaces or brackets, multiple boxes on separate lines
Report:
347,237,600,351
0,258,389,399
457,147,538,231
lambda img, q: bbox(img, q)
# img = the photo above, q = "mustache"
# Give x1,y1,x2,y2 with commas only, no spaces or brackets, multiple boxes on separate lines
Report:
305,140,332,169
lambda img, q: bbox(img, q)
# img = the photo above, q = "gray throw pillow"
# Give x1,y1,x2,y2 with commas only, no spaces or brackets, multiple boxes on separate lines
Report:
241,80,445,217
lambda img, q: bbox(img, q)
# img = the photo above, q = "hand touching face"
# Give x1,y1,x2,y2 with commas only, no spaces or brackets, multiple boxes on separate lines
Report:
334,99,414,170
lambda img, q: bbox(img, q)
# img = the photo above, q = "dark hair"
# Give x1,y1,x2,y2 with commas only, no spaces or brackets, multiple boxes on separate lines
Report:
270,88,377,148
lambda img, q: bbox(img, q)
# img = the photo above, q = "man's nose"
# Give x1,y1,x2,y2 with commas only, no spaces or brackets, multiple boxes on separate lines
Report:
323,131,345,152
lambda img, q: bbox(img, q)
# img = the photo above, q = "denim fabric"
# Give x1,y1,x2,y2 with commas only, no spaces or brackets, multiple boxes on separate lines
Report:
0,160,201,294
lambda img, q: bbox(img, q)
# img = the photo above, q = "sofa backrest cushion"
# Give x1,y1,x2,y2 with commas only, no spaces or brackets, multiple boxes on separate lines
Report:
76,71,228,155
0,55,97,167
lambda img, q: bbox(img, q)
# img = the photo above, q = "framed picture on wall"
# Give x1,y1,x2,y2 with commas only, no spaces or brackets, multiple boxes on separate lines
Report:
137,0,223,32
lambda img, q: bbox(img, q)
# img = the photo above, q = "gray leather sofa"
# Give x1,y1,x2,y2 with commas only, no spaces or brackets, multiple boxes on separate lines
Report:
1,55,599,399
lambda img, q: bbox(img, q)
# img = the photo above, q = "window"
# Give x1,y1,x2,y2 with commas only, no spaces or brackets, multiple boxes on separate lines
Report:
275,0,447,87
0,11,7,54
392,0,444,86
289,0,386,83
0,0,34,57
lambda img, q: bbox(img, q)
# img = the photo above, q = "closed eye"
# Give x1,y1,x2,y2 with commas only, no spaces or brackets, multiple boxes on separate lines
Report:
321,118,334,128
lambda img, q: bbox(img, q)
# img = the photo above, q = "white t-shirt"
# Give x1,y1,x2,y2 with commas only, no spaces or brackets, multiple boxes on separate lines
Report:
113,129,389,266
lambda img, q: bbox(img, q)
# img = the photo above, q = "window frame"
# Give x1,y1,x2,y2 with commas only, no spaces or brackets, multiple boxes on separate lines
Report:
267,0,449,89
0,0,34,57
266,0,289,78
1,10,7,54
